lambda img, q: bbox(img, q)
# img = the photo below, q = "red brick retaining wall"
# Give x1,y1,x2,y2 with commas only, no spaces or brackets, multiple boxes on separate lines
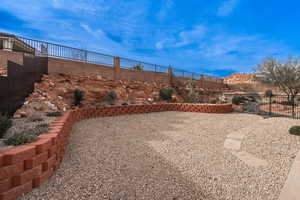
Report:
0,103,232,200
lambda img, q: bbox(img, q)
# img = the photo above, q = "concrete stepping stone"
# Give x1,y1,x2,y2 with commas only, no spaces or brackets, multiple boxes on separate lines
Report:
233,151,267,168
224,139,241,151
279,151,300,200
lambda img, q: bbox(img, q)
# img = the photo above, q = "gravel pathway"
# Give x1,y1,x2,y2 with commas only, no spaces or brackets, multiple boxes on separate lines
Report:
20,112,300,200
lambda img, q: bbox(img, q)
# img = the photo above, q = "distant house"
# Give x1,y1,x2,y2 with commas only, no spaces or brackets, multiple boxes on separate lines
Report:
0,32,35,54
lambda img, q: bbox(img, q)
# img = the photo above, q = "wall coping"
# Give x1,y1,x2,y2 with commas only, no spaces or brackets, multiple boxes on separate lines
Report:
0,103,232,200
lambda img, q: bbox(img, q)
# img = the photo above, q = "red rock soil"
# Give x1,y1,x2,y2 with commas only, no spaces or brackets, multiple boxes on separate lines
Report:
14,74,183,118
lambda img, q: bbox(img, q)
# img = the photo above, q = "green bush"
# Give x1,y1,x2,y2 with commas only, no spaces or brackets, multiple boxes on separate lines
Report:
46,111,62,117
0,113,12,138
159,88,173,101
5,132,38,146
34,123,49,136
289,126,300,136
103,91,117,105
132,64,143,71
74,89,84,106
232,96,246,105
184,90,199,103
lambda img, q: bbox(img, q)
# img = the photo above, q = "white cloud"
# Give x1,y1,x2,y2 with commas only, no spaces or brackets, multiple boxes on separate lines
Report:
199,35,257,57
155,40,167,50
51,0,109,14
155,25,206,50
0,0,151,57
175,25,206,47
79,23,132,55
217,0,239,16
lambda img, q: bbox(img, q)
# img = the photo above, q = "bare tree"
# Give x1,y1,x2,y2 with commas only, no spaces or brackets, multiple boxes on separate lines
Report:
255,57,300,102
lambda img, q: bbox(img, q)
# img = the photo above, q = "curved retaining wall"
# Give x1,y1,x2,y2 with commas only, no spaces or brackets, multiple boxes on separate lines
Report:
0,103,232,200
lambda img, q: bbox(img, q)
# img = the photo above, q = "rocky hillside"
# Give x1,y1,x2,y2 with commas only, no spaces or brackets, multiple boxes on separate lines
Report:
13,73,233,118
14,74,181,118
224,73,280,93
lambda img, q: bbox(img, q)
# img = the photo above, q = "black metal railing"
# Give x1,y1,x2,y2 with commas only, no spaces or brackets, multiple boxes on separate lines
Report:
17,36,115,66
0,33,223,82
119,57,169,73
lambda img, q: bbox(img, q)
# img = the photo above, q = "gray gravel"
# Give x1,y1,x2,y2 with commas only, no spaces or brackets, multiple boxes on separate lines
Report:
20,112,300,200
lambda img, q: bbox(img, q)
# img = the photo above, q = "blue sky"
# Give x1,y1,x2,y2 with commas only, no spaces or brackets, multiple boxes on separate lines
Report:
1,0,300,77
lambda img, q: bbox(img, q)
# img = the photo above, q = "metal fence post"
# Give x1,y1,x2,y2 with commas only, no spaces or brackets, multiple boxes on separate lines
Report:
168,67,173,85
292,97,295,118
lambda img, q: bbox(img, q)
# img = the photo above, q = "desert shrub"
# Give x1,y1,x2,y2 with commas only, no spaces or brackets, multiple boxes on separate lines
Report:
28,112,44,122
159,88,173,101
185,79,197,90
103,91,117,105
171,78,184,92
74,89,84,106
232,96,247,105
0,113,12,138
184,90,199,103
34,123,49,136
289,126,300,136
132,64,143,71
4,131,38,146
46,111,62,117
209,98,218,104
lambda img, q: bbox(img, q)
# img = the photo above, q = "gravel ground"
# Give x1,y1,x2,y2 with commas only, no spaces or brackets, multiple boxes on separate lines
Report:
20,112,300,200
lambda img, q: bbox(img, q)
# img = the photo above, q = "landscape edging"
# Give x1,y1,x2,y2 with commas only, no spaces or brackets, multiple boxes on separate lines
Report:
0,103,232,200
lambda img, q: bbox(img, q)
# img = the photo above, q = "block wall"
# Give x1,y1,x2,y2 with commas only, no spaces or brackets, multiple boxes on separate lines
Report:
0,103,233,200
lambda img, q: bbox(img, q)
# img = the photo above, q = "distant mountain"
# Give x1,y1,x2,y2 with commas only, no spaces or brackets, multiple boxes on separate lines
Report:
223,73,280,94
223,73,256,85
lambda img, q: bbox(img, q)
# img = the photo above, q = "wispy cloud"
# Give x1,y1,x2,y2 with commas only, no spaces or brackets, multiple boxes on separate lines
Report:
217,0,239,16
176,25,206,47
155,25,206,50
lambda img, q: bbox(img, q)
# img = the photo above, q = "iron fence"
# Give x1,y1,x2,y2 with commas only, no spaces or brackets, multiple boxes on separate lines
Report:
119,57,169,73
17,36,115,66
1,33,223,82
231,94,300,119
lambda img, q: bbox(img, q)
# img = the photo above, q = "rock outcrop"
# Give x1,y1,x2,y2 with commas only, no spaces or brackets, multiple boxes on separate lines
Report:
14,74,181,118
224,73,256,85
